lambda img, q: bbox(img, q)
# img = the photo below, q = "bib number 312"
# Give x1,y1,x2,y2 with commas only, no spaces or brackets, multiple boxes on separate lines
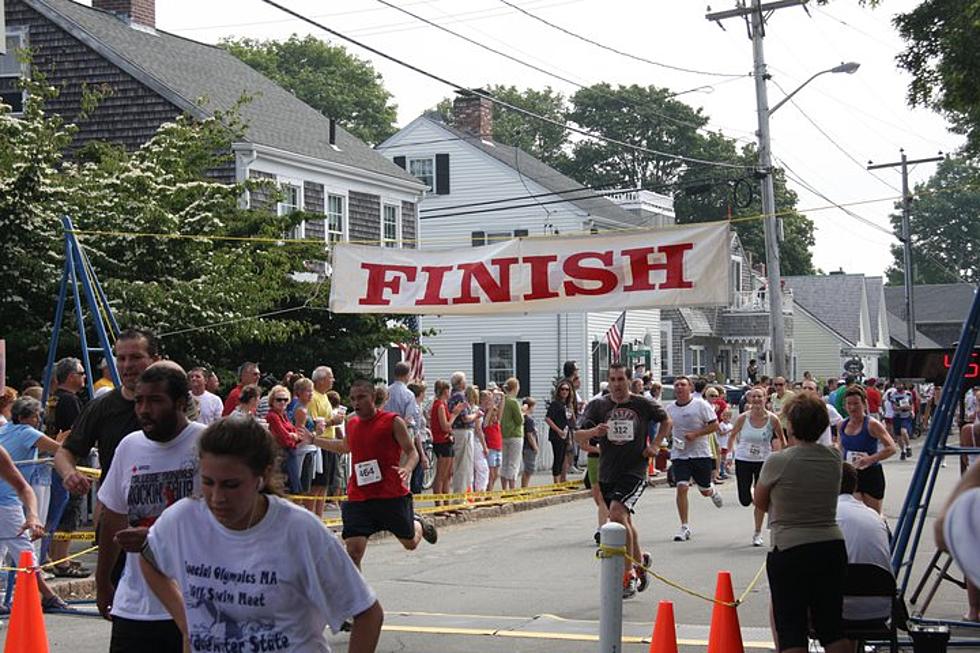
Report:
607,420,634,443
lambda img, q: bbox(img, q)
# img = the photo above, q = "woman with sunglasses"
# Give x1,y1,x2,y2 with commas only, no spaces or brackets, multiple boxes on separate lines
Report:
545,381,576,483
265,385,314,496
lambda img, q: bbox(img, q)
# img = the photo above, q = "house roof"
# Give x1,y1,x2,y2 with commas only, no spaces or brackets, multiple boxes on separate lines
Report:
887,312,941,349
26,0,420,187
418,116,641,224
883,283,977,324
783,274,868,345
864,277,883,344
678,307,713,336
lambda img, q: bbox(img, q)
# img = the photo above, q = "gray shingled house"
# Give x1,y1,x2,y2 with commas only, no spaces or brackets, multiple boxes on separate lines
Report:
883,283,977,348
2,0,424,253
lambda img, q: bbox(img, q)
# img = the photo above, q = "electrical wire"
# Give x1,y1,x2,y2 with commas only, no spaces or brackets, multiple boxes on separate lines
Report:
256,0,751,171
770,80,901,194
373,0,751,138
496,0,746,78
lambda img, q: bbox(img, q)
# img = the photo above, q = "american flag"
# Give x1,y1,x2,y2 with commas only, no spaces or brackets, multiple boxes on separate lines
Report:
396,315,425,381
605,311,626,363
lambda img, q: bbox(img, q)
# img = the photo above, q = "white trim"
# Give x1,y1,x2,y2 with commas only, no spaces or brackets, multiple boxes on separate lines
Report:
381,202,401,248
689,345,706,376
233,142,425,194
659,321,673,378
486,341,517,387
326,193,347,244
407,155,435,192
0,28,29,115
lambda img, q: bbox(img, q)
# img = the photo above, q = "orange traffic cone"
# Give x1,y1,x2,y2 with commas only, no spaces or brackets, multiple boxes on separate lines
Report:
707,570,743,653
4,551,49,653
649,600,678,653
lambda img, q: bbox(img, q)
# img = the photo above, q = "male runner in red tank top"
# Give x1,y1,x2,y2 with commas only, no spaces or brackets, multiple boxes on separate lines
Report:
318,379,437,568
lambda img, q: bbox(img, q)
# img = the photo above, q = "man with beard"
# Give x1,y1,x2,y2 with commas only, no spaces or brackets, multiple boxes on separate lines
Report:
55,329,161,495
95,363,205,651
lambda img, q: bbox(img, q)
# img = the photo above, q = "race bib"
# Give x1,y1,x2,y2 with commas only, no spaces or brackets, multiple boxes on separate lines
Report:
607,420,634,443
673,435,685,451
355,459,383,486
846,450,864,465
749,444,761,457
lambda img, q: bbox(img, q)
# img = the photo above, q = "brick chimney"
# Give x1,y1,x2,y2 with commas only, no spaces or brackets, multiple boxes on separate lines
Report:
92,0,156,29
453,89,493,140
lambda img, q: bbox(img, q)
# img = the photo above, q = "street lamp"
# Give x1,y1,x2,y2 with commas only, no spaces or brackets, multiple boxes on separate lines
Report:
753,51,861,377
769,62,860,115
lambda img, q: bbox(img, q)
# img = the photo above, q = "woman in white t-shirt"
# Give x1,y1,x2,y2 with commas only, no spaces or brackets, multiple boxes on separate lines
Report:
138,417,382,653
727,387,785,547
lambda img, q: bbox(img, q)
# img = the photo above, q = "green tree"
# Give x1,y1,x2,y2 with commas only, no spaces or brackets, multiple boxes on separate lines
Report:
221,35,398,145
884,155,980,285
559,83,709,189
433,85,569,165
0,77,408,385
674,133,816,276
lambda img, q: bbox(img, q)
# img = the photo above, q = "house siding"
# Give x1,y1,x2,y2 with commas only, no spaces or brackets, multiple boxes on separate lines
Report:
6,0,182,151
303,180,325,242
401,200,417,249
348,190,381,244
793,310,847,380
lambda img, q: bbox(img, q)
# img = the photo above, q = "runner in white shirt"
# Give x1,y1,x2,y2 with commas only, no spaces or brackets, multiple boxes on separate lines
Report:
659,376,723,542
726,387,785,546
801,379,844,446
138,417,383,653
96,363,205,652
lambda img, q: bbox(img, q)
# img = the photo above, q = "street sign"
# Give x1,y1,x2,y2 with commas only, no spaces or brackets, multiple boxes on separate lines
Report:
843,358,864,375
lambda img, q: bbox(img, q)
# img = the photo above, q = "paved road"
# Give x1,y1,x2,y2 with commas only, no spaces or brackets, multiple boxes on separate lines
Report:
14,455,971,652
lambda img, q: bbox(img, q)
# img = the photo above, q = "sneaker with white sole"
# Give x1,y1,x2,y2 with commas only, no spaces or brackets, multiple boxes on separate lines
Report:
752,532,764,547
635,552,652,592
711,491,723,508
622,576,637,599
673,525,692,542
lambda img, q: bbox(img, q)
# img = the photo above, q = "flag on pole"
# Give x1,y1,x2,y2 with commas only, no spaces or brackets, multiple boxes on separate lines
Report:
605,311,626,363
396,315,425,381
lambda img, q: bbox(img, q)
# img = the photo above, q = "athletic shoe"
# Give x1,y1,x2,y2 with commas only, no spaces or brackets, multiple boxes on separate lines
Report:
752,532,765,547
674,525,692,542
635,552,652,592
622,577,637,599
594,530,601,546
340,619,353,632
906,448,913,459
711,491,724,508
900,450,907,461
415,514,438,544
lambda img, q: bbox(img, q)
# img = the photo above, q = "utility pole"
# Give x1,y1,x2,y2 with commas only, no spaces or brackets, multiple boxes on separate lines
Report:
707,0,807,378
868,150,944,349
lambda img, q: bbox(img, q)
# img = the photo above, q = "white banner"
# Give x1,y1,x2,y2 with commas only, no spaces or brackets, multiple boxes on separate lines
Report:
329,222,731,315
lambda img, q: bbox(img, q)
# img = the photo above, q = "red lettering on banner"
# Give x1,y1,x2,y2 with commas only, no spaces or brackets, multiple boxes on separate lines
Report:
453,258,520,304
415,265,454,305
562,251,617,296
359,263,417,305
622,244,694,291
522,255,560,301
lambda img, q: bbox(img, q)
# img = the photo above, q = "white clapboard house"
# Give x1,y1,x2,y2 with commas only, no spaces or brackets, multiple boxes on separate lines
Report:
376,91,676,401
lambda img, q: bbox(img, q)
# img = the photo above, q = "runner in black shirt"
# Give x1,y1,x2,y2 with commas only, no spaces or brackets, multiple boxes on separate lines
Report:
576,363,670,598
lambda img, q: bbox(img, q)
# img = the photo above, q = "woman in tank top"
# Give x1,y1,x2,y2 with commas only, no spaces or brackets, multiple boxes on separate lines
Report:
839,385,897,513
727,386,786,547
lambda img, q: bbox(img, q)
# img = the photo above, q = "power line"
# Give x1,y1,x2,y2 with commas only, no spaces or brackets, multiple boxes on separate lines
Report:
373,0,746,137
497,0,746,78
770,80,901,194
256,0,750,171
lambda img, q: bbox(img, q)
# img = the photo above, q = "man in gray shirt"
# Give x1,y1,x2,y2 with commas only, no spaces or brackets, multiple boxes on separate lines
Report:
385,362,424,493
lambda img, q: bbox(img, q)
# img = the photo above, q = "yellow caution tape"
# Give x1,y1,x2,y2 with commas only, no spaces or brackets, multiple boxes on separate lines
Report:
622,550,767,608
286,480,582,502
0,545,99,573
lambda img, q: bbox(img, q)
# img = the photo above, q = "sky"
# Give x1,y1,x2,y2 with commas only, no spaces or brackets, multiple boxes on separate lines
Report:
152,0,962,279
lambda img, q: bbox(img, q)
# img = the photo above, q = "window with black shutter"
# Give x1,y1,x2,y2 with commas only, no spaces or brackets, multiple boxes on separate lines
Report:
472,343,487,389
516,341,530,398
471,231,486,247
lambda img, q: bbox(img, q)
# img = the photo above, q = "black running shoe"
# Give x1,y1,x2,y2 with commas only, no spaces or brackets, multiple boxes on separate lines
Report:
415,514,438,544
635,552,652,592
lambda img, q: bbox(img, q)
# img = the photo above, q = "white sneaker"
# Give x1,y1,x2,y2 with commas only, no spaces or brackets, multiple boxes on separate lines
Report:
711,490,724,508
752,532,764,547
674,525,692,541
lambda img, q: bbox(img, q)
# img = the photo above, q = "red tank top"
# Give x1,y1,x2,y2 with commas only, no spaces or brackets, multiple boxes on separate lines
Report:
346,410,408,501
430,399,451,444
483,421,502,450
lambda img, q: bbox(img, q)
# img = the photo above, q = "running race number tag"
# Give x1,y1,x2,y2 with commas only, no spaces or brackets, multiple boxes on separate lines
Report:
749,444,762,457
846,450,865,465
355,459,383,486
607,420,634,443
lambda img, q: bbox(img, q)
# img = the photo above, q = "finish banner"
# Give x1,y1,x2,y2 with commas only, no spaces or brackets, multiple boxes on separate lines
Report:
329,222,731,315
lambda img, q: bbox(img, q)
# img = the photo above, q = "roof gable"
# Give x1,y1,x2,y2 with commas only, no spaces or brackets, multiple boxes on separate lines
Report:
783,274,869,345
27,0,419,186
883,283,977,324
412,116,642,225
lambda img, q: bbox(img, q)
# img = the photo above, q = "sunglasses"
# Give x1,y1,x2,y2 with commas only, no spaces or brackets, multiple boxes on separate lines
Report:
273,397,289,403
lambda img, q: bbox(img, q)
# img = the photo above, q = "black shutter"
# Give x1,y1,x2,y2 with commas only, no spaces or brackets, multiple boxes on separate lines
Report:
592,341,600,395
471,231,486,247
514,229,529,238
435,153,450,195
387,346,401,381
473,343,487,389
393,155,406,169
516,341,530,398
